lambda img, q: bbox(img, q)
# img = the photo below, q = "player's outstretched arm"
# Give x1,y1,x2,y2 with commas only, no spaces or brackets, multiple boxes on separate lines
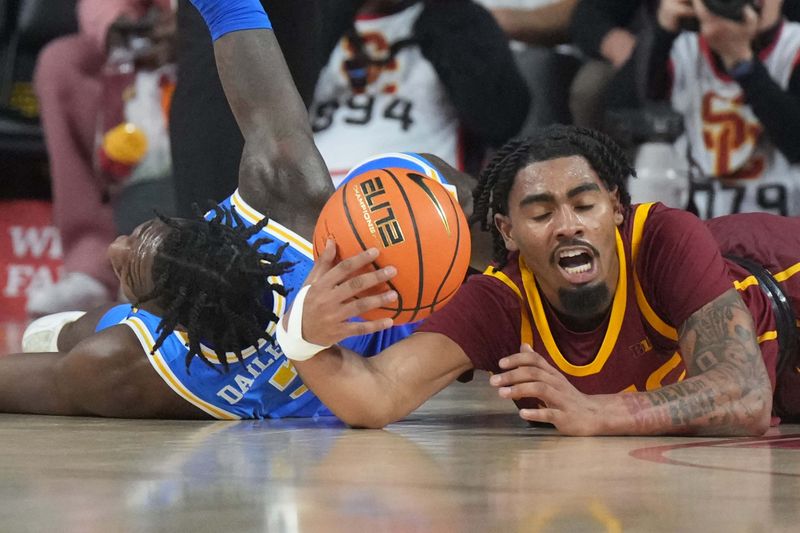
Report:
189,0,333,236
617,287,772,435
0,327,210,418
282,241,474,428
491,288,772,436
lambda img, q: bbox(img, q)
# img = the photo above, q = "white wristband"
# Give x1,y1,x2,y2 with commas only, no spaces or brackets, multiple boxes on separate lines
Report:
276,285,331,361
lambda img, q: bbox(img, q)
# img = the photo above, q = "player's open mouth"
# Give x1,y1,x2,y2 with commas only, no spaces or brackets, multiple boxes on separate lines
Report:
555,246,597,284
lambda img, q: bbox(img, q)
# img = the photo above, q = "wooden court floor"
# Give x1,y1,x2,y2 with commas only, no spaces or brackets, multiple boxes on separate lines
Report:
1,322,799,532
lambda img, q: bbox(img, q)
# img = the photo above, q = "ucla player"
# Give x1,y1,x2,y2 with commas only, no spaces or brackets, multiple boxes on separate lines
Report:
3,0,474,419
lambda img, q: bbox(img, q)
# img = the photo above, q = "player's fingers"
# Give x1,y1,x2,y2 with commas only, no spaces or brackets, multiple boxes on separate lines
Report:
319,238,337,265
305,239,337,285
519,345,563,378
489,365,560,387
497,348,550,371
496,382,557,402
333,264,397,300
342,291,398,319
519,407,558,425
322,248,380,287
343,317,394,337
490,367,555,388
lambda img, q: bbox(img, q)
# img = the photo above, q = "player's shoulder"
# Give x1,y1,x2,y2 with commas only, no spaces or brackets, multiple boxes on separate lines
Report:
474,261,526,303
630,201,706,236
628,202,724,274
215,190,263,227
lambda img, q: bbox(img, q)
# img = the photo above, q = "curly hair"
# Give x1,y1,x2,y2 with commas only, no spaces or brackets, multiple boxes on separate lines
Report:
470,125,635,269
135,204,294,373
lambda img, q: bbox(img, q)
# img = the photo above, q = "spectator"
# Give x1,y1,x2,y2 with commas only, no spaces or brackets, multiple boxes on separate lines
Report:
480,0,580,131
644,0,800,218
310,0,530,185
30,0,174,316
568,0,653,129
485,0,577,46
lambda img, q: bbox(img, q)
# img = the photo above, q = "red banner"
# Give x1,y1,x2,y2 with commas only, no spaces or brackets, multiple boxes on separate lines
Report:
0,200,63,322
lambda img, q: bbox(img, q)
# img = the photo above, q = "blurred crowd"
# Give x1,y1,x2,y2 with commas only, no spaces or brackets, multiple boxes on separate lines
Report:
1,0,799,316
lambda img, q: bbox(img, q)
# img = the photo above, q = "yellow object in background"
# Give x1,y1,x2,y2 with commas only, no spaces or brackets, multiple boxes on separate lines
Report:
102,123,148,165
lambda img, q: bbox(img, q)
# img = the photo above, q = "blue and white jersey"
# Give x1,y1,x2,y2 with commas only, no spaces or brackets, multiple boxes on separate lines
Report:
96,184,424,419
96,191,324,419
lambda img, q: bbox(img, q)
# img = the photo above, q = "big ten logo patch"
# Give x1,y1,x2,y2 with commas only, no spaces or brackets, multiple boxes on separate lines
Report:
629,337,653,358
0,200,63,321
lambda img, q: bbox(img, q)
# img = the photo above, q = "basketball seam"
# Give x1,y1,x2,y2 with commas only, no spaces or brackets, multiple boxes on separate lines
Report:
416,174,462,314
386,169,425,322
341,173,404,319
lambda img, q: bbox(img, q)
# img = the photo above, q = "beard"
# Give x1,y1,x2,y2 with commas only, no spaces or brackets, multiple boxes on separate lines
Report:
557,282,612,322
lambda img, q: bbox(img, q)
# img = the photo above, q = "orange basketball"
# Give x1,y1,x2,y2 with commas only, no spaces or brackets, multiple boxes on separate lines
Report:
313,167,471,323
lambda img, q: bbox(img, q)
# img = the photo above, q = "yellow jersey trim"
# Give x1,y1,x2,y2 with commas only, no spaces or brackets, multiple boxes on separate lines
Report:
124,317,240,420
733,275,759,291
483,266,521,299
757,330,777,343
520,228,627,377
645,352,683,391
729,263,799,347
773,262,800,283
631,203,679,341
230,189,314,258
483,266,534,346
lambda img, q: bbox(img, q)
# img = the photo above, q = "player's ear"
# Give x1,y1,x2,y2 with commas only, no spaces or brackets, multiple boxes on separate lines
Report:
609,187,624,226
494,213,518,252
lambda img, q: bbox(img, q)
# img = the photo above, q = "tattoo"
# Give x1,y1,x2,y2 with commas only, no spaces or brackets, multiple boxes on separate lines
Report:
622,289,772,435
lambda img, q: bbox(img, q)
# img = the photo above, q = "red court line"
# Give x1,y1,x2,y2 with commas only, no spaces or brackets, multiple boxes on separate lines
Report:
630,434,800,477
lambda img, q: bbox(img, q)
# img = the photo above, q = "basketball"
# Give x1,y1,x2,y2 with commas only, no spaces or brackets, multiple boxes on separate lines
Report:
312,167,471,323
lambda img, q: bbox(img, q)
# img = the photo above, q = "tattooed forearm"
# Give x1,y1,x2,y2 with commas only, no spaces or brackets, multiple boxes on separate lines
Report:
621,289,772,436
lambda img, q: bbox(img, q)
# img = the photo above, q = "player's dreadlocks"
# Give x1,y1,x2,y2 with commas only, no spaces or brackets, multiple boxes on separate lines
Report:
470,124,635,269
135,204,294,373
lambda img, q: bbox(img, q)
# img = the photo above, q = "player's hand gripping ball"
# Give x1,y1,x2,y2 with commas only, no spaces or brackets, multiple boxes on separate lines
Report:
313,167,471,323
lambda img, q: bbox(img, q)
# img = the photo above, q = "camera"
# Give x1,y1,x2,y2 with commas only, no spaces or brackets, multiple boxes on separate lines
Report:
680,0,762,31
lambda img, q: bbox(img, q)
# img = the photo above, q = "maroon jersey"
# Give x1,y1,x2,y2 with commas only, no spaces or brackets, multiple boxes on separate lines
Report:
419,203,800,416
706,211,800,416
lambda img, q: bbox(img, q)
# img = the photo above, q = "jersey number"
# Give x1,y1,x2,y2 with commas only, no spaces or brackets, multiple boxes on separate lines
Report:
691,182,788,217
311,95,414,133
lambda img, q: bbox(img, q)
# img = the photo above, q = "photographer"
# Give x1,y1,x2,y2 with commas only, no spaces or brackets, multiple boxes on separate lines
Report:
644,0,800,218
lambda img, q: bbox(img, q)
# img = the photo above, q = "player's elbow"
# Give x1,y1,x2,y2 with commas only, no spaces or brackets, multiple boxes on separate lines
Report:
719,378,772,437
332,397,410,429
740,387,772,436
337,409,397,430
